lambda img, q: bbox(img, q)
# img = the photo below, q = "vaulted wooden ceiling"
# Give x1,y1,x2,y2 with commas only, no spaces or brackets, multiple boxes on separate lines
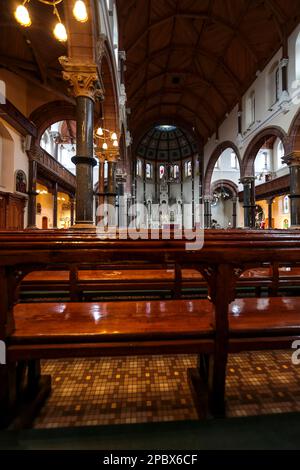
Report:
117,0,300,143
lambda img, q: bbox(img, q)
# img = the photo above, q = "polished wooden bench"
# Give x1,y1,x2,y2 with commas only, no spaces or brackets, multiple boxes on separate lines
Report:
8,299,214,359
9,297,300,358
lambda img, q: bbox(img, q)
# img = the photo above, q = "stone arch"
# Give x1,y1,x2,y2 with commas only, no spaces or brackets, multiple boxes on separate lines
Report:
204,141,241,195
101,51,119,136
287,108,300,154
29,101,76,142
242,126,288,177
211,179,239,197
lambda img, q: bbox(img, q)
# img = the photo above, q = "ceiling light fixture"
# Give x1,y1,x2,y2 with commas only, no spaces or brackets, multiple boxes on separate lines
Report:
14,0,88,42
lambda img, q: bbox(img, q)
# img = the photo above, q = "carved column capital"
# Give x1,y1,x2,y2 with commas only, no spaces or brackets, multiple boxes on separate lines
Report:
240,176,256,186
118,50,126,62
204,195,213,203
280,57,289,68
282,152,300,167
59,56,103,101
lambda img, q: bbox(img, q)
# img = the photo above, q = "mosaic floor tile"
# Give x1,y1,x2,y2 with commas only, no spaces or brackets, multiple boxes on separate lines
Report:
33,351,300,429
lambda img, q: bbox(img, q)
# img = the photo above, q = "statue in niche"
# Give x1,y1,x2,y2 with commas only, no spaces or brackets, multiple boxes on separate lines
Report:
15,170,27,194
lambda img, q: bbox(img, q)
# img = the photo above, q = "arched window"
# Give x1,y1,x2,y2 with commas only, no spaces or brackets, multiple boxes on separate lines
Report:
277,140,285,168
172,164,179,179
184,160,192,177
246,91,255,127
159,164,165,179
283,195,289,214
146,163,152,179
112,2,119,65
296,32,300,81
230,152,238,169
268,62,280,108
136,159,142,177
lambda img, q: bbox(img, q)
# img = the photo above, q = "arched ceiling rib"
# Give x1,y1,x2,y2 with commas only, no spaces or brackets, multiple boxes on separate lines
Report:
117,0,300,142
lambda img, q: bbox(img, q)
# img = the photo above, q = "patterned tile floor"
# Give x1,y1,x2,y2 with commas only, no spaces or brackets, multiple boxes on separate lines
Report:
33,351,300,429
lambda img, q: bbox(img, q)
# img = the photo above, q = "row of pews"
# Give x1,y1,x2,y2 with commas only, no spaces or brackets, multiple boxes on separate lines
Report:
1,228,300,428
19,264,300,301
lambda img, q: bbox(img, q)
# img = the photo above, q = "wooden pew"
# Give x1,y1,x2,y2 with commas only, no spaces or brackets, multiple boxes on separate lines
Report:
20,267,205,301
1,229,300,427
19,265,274,302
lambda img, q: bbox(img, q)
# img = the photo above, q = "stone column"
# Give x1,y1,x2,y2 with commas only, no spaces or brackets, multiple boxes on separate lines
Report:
283,152,300,227
267,197,274,229
204,196,212,228
116,173,127,229
27,159,38,229
52,182,58,229
59,57,102,228
107,157,117,226
241,177,256,228
232,197,237,228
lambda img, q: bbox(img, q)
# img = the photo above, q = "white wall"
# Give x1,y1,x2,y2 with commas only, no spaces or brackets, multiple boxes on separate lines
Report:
203,23,300,174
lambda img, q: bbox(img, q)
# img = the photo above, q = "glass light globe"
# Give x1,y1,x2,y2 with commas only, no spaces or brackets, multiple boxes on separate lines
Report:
113,140,118,147
53,22,68,42
96,127,104,136
73,1,88,23
14,5,31,27
102,142,108,150
111,132,117,141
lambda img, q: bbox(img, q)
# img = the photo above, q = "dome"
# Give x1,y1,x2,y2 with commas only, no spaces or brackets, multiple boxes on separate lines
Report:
137,125,198,161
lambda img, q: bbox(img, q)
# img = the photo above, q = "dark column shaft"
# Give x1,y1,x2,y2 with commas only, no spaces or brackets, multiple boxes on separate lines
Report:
27,159,37,229
53,182,58,229
232,198,237,228
267,198,274,229
71,96,96,225
243,181,251,228
290,165,300,227
250,179,256,228
242,178,255,228
204,198,212,228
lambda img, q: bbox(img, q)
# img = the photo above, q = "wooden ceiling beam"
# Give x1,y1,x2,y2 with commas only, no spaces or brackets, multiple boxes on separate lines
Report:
129,70,230,108
158,0,179,118
126,12,259,62
127,45,242,91
22,30,48,84
131,86,218,126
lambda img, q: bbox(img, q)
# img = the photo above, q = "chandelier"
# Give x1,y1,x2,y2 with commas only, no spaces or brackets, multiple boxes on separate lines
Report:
95,124,119,158
212,187,231,206
14,0,88,42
